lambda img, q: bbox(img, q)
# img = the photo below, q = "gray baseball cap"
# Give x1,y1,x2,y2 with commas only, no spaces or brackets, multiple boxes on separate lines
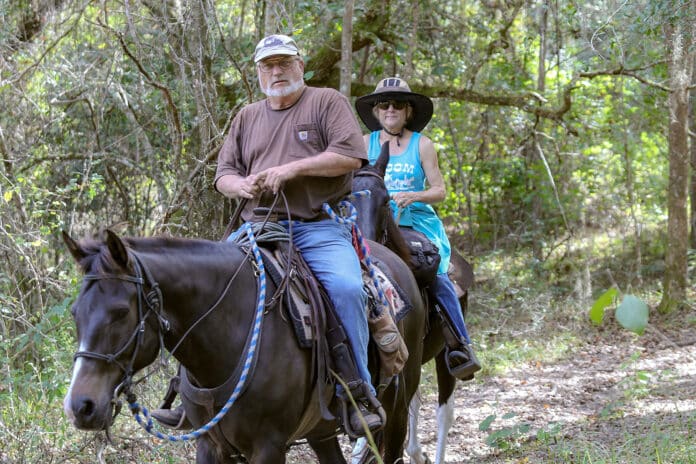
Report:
254,34,300,63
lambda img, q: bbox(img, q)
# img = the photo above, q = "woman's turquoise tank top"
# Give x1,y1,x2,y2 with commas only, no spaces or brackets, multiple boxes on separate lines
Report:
366,131,452,274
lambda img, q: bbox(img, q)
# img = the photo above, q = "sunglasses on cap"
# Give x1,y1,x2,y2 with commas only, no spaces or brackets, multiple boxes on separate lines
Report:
374,100,409,111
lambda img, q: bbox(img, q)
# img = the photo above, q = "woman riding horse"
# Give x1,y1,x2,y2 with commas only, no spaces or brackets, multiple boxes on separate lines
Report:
355,76,481,380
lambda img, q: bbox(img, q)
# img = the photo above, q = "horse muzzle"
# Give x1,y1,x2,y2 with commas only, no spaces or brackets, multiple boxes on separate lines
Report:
64,361,122,431
64,391,116,430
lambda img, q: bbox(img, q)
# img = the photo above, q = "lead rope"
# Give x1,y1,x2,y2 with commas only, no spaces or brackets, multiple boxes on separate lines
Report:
127,222,267,442
322,191,389,315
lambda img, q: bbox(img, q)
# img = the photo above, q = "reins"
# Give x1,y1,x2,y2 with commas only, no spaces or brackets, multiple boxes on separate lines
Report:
126,223,268,442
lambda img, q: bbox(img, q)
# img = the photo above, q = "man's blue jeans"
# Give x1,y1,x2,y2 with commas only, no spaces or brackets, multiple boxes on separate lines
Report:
230,219,372,393
431,273,472,345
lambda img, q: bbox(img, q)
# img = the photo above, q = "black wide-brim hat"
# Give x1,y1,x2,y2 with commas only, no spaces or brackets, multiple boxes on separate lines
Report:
355,77,434,132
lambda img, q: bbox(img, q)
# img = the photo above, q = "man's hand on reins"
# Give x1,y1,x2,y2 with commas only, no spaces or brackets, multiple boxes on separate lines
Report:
238,173,266,199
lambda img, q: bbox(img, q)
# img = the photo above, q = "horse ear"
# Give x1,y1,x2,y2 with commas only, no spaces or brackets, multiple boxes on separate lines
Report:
374,141,390,177
105,229,130,268
62,230,87,263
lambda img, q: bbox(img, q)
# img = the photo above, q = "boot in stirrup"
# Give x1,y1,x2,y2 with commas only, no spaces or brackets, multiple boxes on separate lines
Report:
446,343,481,380
339,381,386,438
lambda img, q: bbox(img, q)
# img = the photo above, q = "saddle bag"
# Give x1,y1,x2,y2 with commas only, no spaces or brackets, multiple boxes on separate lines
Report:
399,227,441,286
368,310,408,380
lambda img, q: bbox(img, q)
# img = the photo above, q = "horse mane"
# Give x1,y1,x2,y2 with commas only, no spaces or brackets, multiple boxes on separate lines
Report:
122,235,222,252
72,234,234,274
383,213,414,270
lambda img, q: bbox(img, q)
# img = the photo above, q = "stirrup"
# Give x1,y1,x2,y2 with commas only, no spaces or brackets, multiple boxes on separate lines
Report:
338,381,386,439
158,374,181,410
446,345,481,381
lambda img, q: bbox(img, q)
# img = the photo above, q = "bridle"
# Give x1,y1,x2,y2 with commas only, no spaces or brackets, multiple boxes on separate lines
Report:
73,252,169,398
71,231,267,442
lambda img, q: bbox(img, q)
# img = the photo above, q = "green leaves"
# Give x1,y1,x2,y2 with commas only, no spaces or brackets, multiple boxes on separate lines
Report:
589,289,649,335
479,414,496,431
589,287,618,325
479,412,533,450
615,295,649,335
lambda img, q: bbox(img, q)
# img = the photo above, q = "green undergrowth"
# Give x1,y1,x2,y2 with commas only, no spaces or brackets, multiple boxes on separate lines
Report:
494,409,696,464
445,223,696,464
0,359,195,463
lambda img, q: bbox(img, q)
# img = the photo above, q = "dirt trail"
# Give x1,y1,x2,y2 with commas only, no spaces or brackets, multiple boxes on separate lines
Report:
288,325,696,463
416,327,696,463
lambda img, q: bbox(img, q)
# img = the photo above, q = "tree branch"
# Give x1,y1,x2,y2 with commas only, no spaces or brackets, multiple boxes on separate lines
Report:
578,62,670,91
96,16,183,157
7,1,88,85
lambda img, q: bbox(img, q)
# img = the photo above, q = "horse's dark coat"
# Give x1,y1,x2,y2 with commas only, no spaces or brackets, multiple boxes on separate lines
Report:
63,229,425,463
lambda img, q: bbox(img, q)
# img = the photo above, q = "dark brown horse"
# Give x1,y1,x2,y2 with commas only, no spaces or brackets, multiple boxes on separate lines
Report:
351,143,474,464
62,228,425,463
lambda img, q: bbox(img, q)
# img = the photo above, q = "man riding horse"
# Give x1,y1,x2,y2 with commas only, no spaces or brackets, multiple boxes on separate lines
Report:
152,34,383,435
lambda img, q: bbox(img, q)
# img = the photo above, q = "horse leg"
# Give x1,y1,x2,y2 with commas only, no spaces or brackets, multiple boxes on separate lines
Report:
406,389,430,464
247,443,287,464
433,351,456,464
381,397,410,464
307,436,347,464
196,437,240,464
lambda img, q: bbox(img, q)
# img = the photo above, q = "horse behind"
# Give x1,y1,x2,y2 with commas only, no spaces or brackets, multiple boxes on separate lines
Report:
62,228,425,463
351,142,474,464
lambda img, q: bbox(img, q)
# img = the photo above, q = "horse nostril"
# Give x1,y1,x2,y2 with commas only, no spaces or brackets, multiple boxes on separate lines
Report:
74,395,96,418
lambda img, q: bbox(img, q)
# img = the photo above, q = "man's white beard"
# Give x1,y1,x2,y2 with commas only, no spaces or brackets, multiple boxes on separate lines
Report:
262,77,304,97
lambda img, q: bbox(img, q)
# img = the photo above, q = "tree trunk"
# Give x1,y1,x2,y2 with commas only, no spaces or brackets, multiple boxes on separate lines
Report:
690,91,696,249
264,0,292,35
659,21,693,313
537,0,547,94
339,0,354,97
529,0,548,262
621,76,642,285
403,0,419,78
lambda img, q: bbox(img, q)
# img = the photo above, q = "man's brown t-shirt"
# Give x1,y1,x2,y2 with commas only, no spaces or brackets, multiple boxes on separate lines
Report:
215,86,367,221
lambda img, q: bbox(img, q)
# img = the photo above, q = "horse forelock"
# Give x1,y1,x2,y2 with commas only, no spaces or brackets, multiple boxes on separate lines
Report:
67,238,106,274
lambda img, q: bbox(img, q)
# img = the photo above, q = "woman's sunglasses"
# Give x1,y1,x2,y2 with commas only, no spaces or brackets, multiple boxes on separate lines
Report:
375,100,409,111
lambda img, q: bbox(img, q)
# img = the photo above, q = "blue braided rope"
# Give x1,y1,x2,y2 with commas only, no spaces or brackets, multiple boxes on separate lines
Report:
322,191,390,312
128,223,267,441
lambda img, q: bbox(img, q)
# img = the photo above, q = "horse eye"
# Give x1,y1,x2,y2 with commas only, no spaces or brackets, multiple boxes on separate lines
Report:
110,306,130,319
